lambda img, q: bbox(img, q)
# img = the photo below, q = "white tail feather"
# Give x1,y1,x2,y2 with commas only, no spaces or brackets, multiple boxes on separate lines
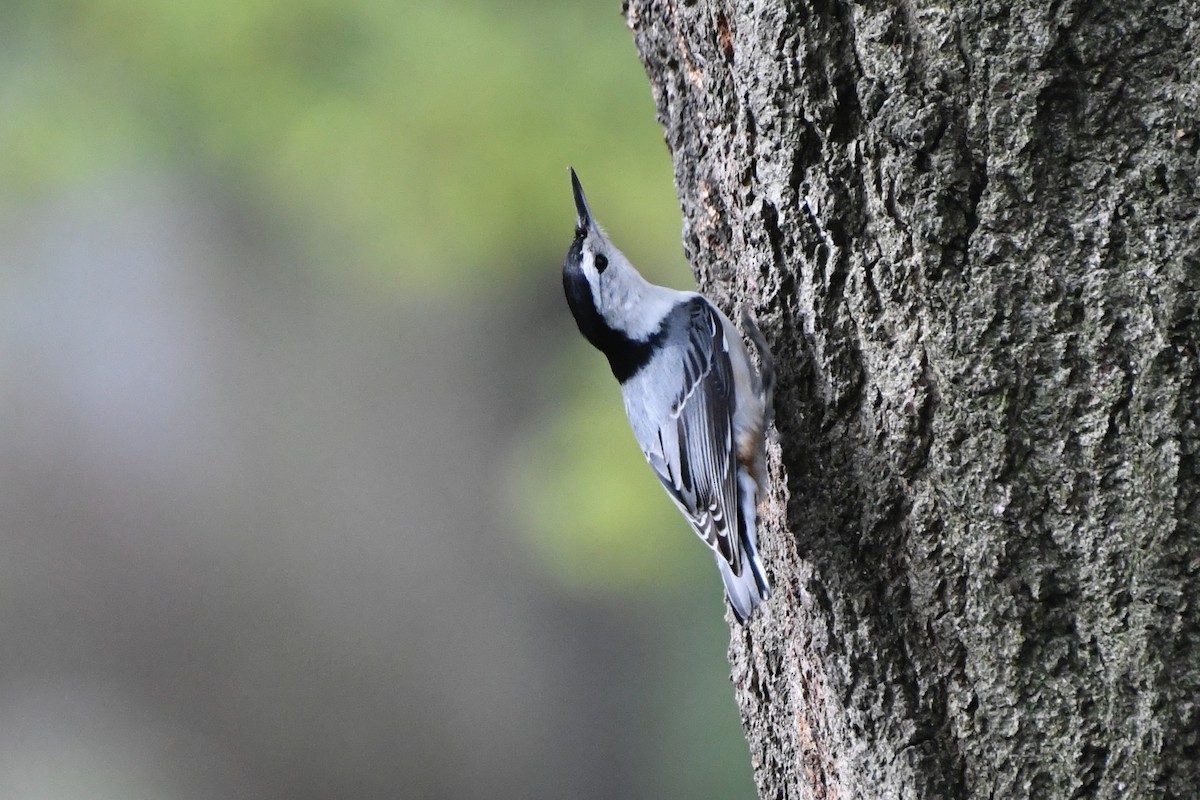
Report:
717,469,771,623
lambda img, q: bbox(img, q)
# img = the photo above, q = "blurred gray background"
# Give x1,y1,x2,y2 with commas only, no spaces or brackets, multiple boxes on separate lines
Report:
0,2,755,798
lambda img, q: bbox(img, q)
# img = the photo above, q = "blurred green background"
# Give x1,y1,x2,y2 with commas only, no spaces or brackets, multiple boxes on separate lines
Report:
0,1,758,798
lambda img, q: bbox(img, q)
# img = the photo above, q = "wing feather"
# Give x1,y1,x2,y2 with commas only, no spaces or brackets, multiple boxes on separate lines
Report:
642,301,745,574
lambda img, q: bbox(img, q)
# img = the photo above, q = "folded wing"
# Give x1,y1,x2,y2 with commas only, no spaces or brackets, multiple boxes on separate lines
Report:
642,300,746,576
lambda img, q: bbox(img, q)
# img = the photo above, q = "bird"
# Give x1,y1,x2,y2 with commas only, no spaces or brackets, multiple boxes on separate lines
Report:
561,167,774,623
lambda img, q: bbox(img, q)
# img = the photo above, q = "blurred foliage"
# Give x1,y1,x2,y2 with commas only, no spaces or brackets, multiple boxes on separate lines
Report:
645,615,758,799
509,343,701,594
0,3,754,796
0,0,701,601
0,0,696,583
0,0,689,294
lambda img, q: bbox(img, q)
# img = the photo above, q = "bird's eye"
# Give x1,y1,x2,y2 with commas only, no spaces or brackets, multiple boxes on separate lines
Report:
575,225,587,239
594,254,609,273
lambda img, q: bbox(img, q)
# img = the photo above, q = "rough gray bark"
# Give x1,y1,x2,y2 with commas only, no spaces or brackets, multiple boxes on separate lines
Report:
624,0,1200,797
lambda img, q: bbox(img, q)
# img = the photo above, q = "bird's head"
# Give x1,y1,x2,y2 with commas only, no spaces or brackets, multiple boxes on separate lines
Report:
562,168,653,348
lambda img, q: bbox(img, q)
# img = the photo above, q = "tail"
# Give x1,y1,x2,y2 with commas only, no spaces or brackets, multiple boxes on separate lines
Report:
717,469,771,624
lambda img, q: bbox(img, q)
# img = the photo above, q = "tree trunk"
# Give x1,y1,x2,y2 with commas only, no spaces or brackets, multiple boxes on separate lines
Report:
624,0,1200,797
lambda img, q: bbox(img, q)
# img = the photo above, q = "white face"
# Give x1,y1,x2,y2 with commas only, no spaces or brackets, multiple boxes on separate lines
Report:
578,229,679,341
577,235,611,298
578,231,633,322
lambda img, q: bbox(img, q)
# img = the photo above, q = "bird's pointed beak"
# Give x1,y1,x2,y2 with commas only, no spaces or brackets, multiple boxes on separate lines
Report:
570,167,593,235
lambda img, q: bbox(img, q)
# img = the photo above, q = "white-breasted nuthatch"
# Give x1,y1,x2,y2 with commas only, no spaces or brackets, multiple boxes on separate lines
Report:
562,168,774,623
